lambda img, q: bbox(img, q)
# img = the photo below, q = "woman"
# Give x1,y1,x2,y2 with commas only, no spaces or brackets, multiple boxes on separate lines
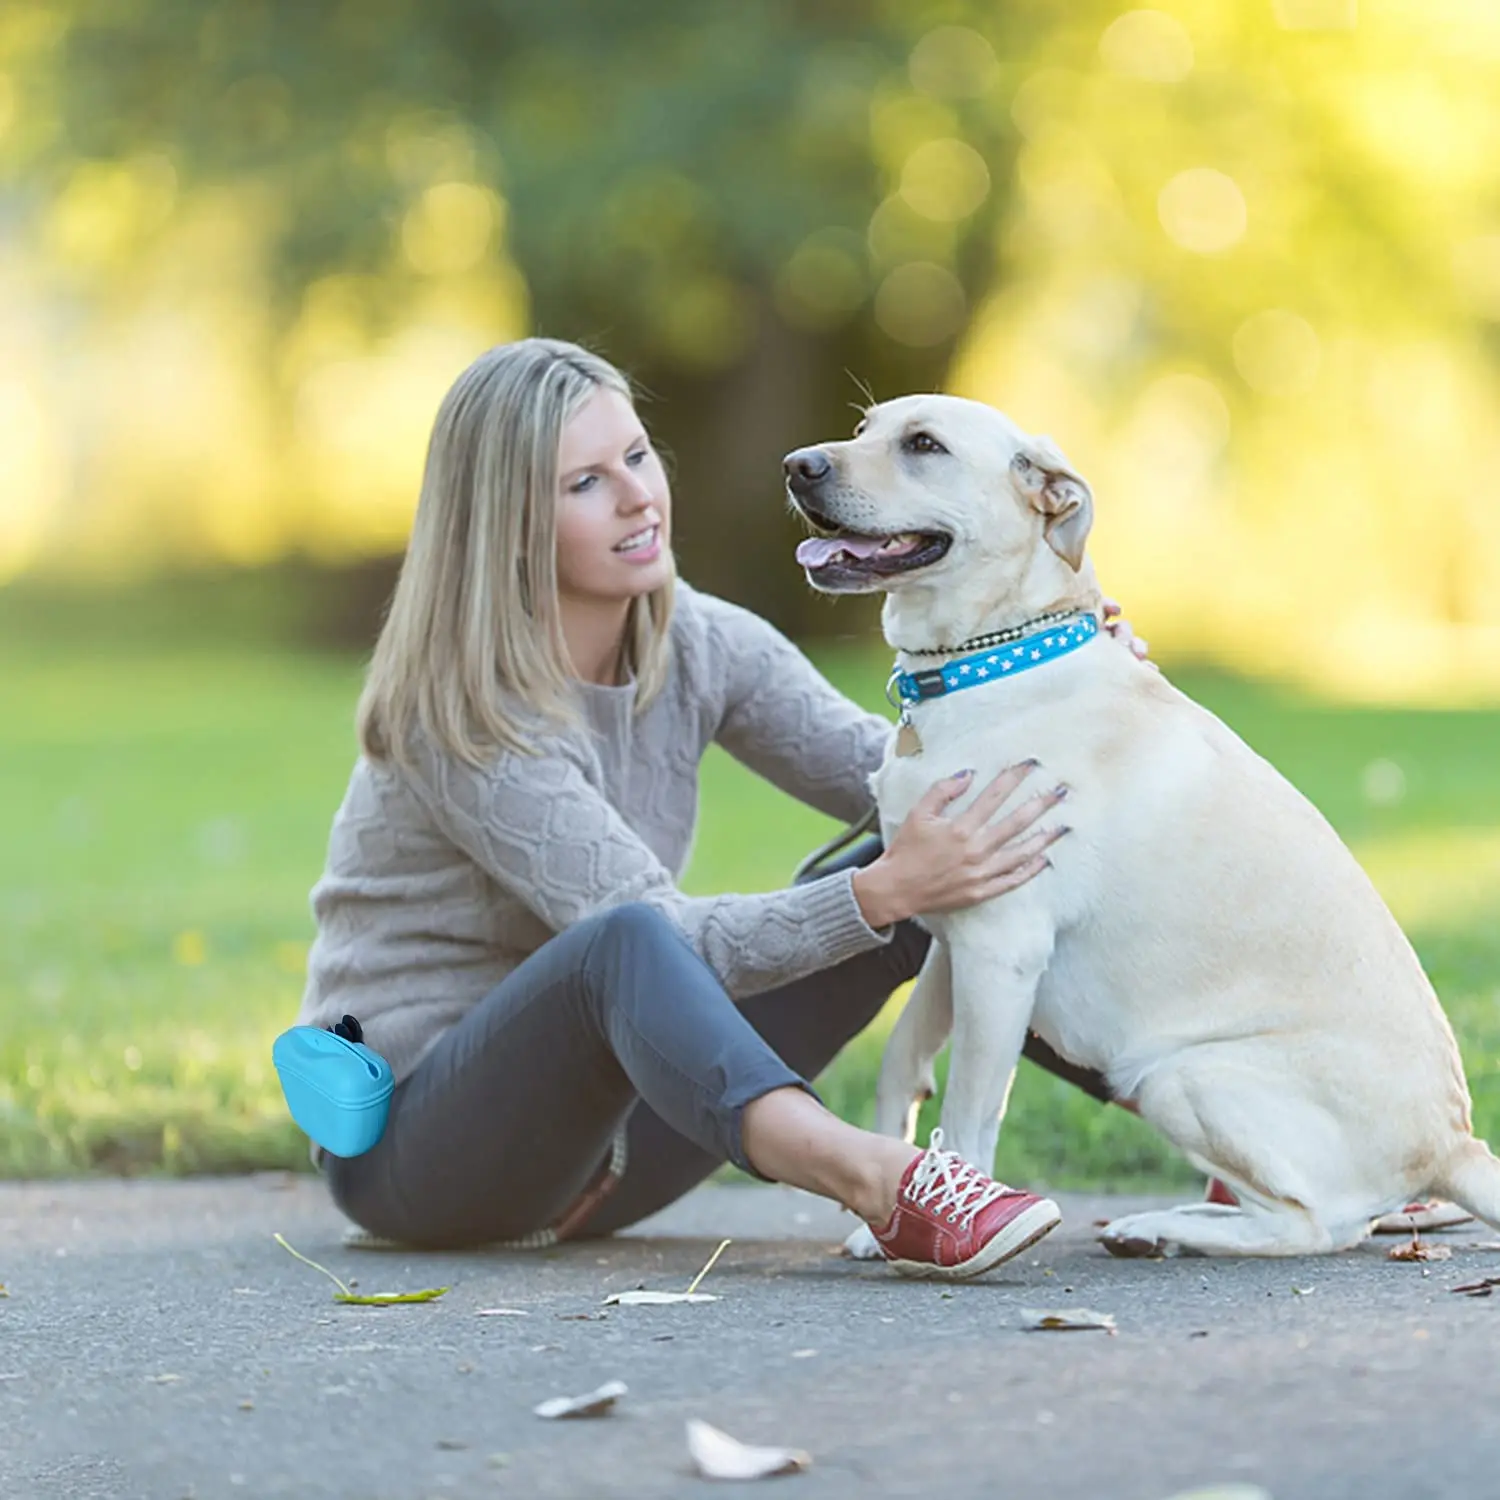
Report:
295,337,1145,1280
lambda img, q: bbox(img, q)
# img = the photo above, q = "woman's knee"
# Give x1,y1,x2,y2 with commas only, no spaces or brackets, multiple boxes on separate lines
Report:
588,901,691,968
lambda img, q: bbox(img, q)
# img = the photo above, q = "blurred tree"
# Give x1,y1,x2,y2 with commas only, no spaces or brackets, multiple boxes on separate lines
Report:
33,0,1040,635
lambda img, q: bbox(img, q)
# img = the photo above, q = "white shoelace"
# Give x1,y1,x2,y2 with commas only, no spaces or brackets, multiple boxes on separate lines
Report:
903,1129,1010,1227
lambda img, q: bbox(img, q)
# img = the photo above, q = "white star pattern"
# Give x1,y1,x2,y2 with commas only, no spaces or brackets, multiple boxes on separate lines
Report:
894,614,1099,701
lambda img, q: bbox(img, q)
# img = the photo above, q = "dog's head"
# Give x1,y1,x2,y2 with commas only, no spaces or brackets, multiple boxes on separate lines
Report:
783,394,1094,608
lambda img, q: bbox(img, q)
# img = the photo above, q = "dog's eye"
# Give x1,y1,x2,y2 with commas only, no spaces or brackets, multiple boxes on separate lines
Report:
903,431,947,456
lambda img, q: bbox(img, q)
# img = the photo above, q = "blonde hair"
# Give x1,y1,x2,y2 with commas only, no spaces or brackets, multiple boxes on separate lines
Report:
358,338,676,766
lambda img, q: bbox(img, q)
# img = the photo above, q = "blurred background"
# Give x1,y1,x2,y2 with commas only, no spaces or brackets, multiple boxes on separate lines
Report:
2,0,1496,1185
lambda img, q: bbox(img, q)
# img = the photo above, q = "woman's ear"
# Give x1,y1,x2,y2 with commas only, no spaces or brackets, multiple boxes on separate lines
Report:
1009,437,1094,571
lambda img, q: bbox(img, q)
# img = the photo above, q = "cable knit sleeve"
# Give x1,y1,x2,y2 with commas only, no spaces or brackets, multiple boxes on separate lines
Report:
400,742,892,999
697,592,892,824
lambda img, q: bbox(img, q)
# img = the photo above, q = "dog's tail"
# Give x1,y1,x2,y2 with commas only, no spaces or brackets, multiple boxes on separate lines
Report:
1432,1136,1500,1230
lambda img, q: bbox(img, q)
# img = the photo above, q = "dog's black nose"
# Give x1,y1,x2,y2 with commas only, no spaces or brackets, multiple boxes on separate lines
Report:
784,447,832,487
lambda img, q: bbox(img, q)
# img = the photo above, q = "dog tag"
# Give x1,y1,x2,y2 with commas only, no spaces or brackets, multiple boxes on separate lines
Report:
894,718,922,758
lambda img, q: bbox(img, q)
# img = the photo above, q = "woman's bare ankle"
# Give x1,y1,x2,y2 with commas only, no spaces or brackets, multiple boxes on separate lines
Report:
850,1137,922,1225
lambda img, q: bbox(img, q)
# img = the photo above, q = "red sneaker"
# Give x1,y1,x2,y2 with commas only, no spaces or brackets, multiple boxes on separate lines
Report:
873,1130,1062,1280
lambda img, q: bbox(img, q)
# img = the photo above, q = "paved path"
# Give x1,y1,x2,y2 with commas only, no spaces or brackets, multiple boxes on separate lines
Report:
1,1176,1496,1500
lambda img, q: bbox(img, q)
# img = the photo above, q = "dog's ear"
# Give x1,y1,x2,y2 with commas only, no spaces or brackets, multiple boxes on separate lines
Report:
1009,436,1093,572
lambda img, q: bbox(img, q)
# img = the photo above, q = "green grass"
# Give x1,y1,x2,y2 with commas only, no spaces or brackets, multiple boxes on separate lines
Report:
2,634,1497,1190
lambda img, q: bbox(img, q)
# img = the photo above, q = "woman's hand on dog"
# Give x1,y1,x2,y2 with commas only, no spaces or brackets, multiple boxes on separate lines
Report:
1102,597,1157,669
851,763,1068,927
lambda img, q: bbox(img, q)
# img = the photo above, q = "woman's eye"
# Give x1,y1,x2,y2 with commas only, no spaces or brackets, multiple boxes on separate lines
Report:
903,432,947,455
626,446,648,466
568,474,599,494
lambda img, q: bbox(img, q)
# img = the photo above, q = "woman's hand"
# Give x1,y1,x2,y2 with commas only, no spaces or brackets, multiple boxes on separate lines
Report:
851,763,1068,928
1102,597,1157,670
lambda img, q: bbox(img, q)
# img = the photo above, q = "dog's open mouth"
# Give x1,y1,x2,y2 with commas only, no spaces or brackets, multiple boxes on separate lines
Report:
793,528,952,583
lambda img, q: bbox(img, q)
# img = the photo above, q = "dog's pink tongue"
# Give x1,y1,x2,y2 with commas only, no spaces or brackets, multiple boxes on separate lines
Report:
795,535,883,568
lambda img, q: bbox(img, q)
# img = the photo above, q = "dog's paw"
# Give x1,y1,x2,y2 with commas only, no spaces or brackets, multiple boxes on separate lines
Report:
1097,1214,1178,1260
1097,1212,1204,1260
842,1223,884,1261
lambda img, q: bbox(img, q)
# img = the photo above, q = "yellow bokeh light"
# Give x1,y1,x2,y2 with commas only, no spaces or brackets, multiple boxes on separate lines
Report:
1451,235,1500,320
0,379,63,583
868,93,958,173
867,193,956,270
874,262,966,347
401,182,501,277
1099,11,1194,83
1157,167,1247,254
899,138,991,224
908,26,999,99
1233,310,1322,395
47,156,178,267
655,276,754,370
0,73,15,141
1273,0,1357,30
773,231,868,330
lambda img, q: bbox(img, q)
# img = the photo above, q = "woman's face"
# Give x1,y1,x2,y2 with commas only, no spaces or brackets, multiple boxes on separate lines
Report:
554,387,672,608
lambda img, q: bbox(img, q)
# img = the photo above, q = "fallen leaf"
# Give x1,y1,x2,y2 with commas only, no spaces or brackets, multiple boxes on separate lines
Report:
476,1308,529,1317
686,1418,810,1480
1388,1233,1452,1263
1292,1286,1316,1296
273,1233,447,1306
1451,1277,1500,1298
604,1290,720,1307
344,1288,449,1305
0,1284,8,1297
533,1379,627,1420
238,1400,254,1411
601,1236,733,1307
1020,1308,1117,1334
148,1373,182,1384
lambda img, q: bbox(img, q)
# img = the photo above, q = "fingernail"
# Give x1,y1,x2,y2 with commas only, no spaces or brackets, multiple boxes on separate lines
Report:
1022,757,1041,769
1057,825,1073,837
952,768,974,781
1054,784,1070,799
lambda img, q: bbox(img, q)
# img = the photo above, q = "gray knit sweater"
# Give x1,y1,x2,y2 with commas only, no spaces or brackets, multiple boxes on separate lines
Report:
296,583,895,1084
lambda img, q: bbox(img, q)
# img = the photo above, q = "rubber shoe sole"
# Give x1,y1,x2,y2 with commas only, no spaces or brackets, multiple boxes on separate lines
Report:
882,1197,1063,1282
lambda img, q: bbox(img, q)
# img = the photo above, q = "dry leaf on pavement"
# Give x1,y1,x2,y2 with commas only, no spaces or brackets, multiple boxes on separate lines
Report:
686,1418,810,1480
604,1290,720,1307
533,1379,627,1420
1387,1233,1452,1263
1020,1307,1117,1333
603,1237,731,1307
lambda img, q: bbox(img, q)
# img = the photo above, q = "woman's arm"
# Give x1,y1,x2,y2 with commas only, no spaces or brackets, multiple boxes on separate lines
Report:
401,743,892,999
699,593,890,823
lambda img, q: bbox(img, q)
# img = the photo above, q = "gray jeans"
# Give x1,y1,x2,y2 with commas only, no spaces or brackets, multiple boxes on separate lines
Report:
325,892,929,1249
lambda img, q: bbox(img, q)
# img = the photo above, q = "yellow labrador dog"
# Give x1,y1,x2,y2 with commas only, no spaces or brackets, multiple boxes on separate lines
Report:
785,393,1500,1259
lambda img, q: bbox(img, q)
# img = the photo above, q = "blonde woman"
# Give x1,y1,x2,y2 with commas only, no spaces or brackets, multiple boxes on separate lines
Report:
296,337,1144,1278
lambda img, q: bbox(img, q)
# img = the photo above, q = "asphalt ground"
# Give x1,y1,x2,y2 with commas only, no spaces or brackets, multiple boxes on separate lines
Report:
2,1176,1497,1500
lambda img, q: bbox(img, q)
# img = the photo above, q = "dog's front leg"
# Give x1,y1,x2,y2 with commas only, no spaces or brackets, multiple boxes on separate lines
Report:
871,940,953,1144
939,915,1055,1174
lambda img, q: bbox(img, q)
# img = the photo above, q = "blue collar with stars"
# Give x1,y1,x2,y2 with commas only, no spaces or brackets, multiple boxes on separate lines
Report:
890,613,1100,705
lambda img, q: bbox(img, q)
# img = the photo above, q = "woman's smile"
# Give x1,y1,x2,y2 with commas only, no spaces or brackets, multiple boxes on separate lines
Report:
614,523,662,561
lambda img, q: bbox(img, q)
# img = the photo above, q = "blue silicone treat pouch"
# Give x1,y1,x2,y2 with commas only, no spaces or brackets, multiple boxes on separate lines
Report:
272,1024,393,1158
